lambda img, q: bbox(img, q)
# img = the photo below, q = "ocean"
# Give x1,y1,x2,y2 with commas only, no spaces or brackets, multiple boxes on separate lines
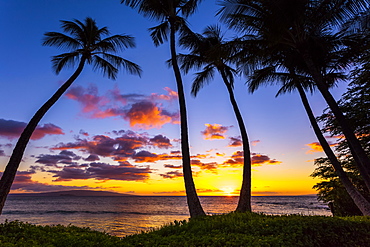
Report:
0,196,331,237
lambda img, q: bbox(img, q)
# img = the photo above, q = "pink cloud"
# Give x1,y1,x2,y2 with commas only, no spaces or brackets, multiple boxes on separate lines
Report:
66,85,179,129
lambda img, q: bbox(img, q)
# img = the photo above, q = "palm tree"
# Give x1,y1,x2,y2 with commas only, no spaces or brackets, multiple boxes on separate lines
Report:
218,0,370,192
121,0,206,217
249,65,370,215
0,17,142,214
177,25,251,212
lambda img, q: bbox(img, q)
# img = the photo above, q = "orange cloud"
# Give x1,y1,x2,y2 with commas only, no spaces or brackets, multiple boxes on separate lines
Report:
251,153,282,166
222,151,281,167
191,159,218,173
124,101,178,129
201,124,231,140
306,141,336,154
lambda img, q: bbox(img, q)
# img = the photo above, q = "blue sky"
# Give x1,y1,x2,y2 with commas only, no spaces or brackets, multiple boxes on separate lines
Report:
0,0,348,196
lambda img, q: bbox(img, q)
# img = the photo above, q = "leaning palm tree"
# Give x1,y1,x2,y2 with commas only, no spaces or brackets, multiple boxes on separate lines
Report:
121,0,206,217
218,0,370,192
249,64,370,215
177,25,252,212
0,17,142,214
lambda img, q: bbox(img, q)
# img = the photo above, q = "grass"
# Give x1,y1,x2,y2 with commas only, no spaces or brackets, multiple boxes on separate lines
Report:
1,213,370,246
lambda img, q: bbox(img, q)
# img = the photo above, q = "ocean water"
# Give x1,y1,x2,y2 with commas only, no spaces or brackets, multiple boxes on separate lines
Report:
0,196,330,237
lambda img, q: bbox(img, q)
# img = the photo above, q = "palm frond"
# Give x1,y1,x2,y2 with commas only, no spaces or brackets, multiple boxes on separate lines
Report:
191,65,215,96
103,53,142,76
42,32,81,50
60,19,84,38
51,52,80,74
149,22,170,46
180,0,203,17
91,55,118,80
96,34,136,52
177,54,205,73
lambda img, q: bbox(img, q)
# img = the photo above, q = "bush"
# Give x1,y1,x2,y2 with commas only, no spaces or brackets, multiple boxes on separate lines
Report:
1,213,370,246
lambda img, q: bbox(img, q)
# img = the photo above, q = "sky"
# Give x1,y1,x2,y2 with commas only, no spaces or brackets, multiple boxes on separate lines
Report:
0,0,348,197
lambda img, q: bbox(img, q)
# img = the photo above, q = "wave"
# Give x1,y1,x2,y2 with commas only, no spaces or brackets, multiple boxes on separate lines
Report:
2,210,189,216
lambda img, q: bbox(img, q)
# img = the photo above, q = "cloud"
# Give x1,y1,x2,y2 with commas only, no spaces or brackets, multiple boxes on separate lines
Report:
65,85,106,113
79,130,89,136
159,170,183,179
191,159,218,173
124,101,178,129
49,161,152,182
222,151,244,167
52,131,149,159
196,188,223,193
251,153,281,166
132,150,159,163
228,136,242,147
48,131,181,166
149,87,178,101
251,140,261,146
133,150,182,163
1,171,94,193
201,124,231,140
84,154,100,161
149,135,173,148
305,141,336,154
35,150,81,167
222,151,281,167
0,119,64,140
152,190,185,195
164,164,182,169
66,85,179,129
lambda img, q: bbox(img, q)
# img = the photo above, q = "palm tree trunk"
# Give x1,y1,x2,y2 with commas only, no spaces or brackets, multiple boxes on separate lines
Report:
169,21,205,217
297,83,370,215
303,54,370,191
0,57,86,215
220,70,252,212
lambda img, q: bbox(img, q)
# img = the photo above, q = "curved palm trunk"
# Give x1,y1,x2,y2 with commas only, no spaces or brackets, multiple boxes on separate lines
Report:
303,55,370,192
220,70,252,212
169,21,205,217
0,57,86,215
297,84,370,215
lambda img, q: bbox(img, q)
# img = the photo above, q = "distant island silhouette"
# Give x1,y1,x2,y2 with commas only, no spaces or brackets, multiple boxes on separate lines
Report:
9,190,136,197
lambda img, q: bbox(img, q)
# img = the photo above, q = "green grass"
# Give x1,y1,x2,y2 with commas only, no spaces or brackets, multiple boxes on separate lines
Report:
1,213,370,246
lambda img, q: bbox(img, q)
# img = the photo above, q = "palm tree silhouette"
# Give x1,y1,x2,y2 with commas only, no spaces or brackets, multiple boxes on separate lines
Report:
121,0,206,217
0,17,142,214
218,0,370,194
248,64,370,215
177,25,252,212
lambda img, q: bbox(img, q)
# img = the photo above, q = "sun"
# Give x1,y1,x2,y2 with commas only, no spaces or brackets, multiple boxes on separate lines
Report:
221,186,236,196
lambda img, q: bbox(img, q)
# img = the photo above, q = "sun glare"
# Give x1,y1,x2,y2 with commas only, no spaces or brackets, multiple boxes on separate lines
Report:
221,187,236,196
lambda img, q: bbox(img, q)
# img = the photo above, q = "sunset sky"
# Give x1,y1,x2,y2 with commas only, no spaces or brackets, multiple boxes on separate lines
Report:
0,0,347,196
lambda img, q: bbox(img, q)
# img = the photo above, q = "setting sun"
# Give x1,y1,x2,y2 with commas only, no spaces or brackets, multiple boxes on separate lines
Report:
221,186,237,196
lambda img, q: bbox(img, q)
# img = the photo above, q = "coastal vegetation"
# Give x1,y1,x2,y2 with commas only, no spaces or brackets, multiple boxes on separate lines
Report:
1,213,370,246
